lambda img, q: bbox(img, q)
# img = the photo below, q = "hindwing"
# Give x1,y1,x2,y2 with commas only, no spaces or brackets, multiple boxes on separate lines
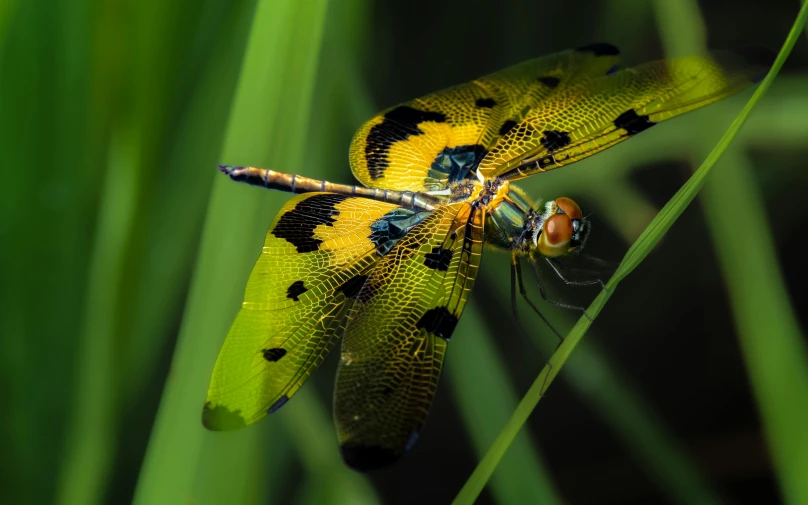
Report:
333,201,485,469
203,194,400,429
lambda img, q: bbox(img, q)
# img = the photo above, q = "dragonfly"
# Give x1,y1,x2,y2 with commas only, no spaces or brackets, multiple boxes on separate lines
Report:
202,43,768,471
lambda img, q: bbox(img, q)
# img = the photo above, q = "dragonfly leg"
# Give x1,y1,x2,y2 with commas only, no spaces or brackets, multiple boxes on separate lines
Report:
510,256,519,322
528,256,593,322
512,254,563,341
546,257,606,291
578,253,619,269
574,254,616,293
507,258,555,358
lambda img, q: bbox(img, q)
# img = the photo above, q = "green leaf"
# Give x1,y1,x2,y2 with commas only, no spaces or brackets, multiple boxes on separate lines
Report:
132,1,330,504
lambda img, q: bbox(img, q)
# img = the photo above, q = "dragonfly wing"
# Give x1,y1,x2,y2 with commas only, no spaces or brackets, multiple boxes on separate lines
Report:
333,201,485,470
480,50,772,180
203,194,402,430
349,44,621,192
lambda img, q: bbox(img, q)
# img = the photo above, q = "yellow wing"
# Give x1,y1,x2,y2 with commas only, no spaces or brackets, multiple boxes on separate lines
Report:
349,44,621,192
480,50,771,180
203,193,402,430
333,200,485,470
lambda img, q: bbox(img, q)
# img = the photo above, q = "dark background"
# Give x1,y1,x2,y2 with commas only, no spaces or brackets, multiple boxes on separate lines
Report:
2,1,807,504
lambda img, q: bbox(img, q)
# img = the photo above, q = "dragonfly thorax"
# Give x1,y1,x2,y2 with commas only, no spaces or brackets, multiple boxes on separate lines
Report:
479,182,590,258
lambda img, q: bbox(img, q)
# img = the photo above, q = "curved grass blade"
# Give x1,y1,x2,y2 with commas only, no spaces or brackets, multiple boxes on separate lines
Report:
474,257,724,505
654,1,808,502
453,4,808,503
448,299,562,505
702,148,808,505
55,130,138,505
133,1,329,504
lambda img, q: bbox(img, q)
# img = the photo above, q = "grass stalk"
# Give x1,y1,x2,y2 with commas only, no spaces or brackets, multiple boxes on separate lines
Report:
702,148,808,504
448,303,562,505
133,1,329,503
453,4,808,503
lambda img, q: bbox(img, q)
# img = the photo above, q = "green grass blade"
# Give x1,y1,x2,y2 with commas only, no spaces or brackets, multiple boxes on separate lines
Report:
281,390,379,505
54,3,255,503
448,300,562,505
133,1,329,504
702,148,808,505
654,1,808,502
0,0,16,54
474,256,724,505
1,1,97,502
120,0,257,406
54,130,138,505
453,4,808,503
566,339,724,505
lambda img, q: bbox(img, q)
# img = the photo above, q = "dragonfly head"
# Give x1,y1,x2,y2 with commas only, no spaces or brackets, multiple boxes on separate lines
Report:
535,197,590,258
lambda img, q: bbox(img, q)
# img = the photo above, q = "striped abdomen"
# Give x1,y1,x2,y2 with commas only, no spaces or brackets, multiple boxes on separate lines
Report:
219,165,441,212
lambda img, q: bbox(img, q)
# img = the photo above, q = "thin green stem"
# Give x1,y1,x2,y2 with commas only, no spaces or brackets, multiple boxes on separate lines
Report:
453,4,808,503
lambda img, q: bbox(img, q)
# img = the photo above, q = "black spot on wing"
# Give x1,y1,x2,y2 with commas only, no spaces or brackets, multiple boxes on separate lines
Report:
475,97,496,108
341,443,400,471
262,348,287,362
606,64,619,75
576,43,620,56
537,76,560,88
416,307,459,341
498,119,518,136
268,395,289,414
286,280,307,301
202,402,246,430
614,109,656,135
423,246,452,271
365,106,447,180
337,274,368,299
540,130,571,152
428,144,487,184
272,193,348,253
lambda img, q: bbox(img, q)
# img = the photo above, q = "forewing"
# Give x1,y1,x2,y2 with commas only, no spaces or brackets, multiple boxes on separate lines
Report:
333,201,485,470
480,50,771,180
349,44,621,192
203,193,399,430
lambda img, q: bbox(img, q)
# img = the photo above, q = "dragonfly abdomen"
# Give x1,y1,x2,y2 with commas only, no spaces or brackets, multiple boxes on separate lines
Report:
218,165,442,212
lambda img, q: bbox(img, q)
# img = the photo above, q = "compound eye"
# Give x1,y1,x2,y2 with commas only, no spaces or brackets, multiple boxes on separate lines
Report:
537,213,573,257
555,197,582,220
544,214,573,245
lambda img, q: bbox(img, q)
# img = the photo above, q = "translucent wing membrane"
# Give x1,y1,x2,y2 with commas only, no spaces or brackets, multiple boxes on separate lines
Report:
479,50,772,180
334,201,485,470
206,42,771,468
203,194,398,429
349,44,621,192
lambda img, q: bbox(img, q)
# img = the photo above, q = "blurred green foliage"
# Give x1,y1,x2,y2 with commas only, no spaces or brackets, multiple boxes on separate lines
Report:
1,1,807,504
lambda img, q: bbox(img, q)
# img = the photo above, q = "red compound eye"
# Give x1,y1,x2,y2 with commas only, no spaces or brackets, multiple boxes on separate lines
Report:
537,213,573,258
544,214,573,245
555,197,582,220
